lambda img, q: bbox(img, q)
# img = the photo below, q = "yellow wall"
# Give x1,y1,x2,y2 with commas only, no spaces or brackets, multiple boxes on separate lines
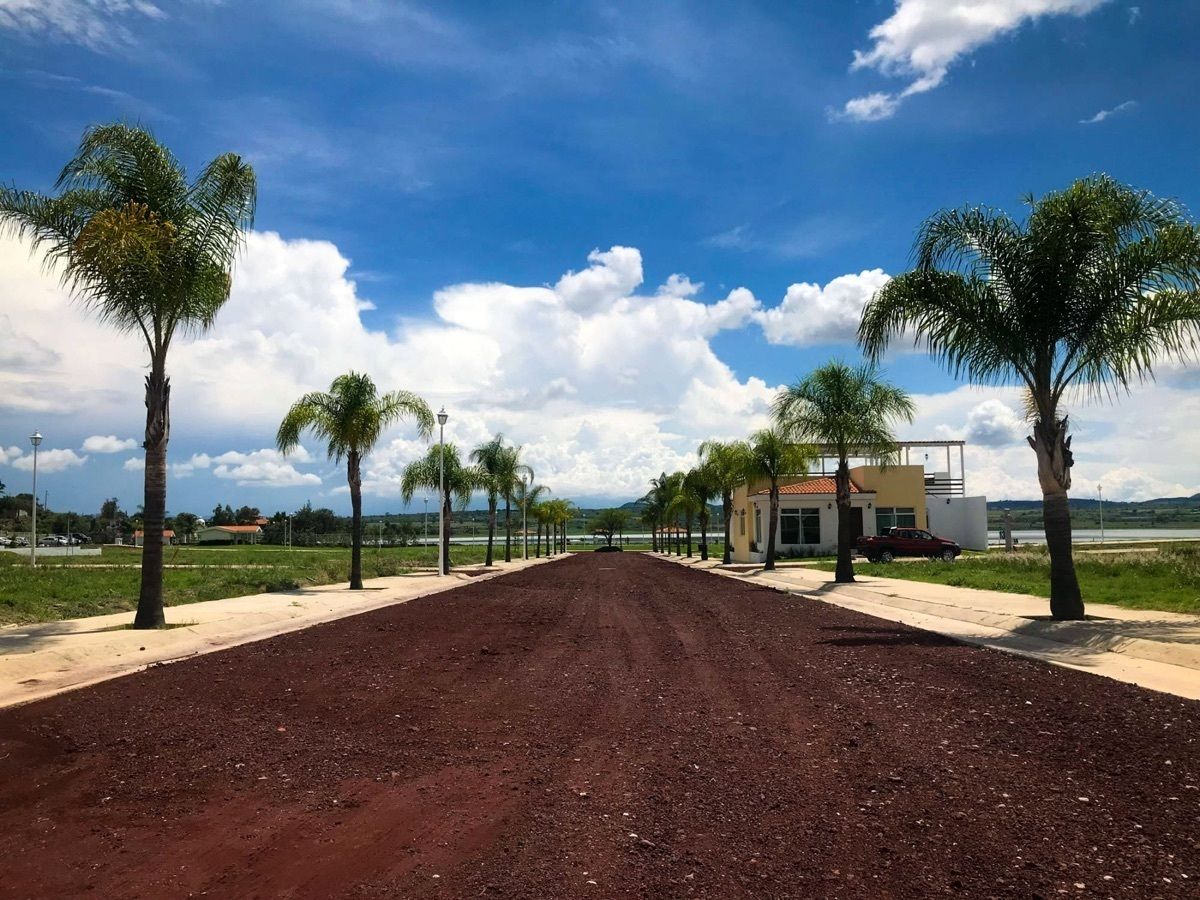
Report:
850,465,928,528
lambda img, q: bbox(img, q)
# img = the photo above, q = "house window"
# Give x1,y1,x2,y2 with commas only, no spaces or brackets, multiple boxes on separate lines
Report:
754,507,762,544
876,507,917,534
739,510,746,536
780,507,800,544
801,508,821,544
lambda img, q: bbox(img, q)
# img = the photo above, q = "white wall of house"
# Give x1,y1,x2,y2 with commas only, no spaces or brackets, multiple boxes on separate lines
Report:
924,495,988,550
748,496,877,559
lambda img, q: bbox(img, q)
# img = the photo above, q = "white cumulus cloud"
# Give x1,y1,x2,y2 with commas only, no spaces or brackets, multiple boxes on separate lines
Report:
963,399,1026,447
82,434,138,454
9,447,88,473
839,0,1107,121
755,269,891,346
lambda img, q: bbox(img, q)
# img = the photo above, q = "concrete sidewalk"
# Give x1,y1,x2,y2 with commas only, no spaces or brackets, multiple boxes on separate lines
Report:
653,553,1200,701
0,556,554,709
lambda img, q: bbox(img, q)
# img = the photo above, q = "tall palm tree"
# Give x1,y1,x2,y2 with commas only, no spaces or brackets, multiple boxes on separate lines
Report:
278,372,433,590
642,472,672,553
469,434,506,567
657,471,686,555
666,483,700,557
400,444,482,573
532,499,551,557
773,362,914,584
497,445,534,563
0,124,256,628
859,175,1200,619
513,481,550,559
746,428,815,571
697,440,751,564
687,466,719,561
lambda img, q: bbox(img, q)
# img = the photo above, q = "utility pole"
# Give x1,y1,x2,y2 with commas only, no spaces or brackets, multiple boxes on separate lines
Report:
1097,484,1105,545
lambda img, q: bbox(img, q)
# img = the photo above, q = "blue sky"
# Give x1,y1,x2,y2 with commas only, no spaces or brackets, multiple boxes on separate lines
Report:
2,0,1199,516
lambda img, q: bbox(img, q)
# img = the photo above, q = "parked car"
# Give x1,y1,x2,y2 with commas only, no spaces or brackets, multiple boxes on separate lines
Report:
857,527,961,563
0,536,11,547
70,532,92,545
11,536,28,547
38,536,63,547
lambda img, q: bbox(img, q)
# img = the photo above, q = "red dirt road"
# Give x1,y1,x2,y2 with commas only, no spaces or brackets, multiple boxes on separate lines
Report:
1,553,1197,898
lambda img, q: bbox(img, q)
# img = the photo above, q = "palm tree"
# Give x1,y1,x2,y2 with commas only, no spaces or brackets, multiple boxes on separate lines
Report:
514,481,550,559
858,175,1200,618
400,444,483,573
773,362,914,584
469,435,506,567
697,440,752,565
746,428,815,571
666,484,700,557
278,372,433,589
657,471,686,555
497,445,534,563
642,472,672,553
532,499,551,557
1,124,256,628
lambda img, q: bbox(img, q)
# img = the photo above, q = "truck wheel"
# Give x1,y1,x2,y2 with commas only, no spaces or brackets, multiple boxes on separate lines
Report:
879,550,894,564
941,548,956,562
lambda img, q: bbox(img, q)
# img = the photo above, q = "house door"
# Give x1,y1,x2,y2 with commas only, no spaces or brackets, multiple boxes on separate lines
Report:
850,507,864,540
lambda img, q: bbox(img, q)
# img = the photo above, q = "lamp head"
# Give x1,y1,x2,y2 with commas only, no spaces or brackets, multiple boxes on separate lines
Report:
29,431,42,448
437,407,448,427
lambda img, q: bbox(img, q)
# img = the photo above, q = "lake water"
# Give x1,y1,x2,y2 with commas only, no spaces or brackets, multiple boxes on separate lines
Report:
991,529,1200,545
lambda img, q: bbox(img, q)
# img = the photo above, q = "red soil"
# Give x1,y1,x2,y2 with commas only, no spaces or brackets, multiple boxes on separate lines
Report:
0,553,1197,898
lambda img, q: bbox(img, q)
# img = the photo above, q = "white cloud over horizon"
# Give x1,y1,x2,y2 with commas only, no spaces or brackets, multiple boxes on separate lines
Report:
1,230,1198,505
838,0,1108,121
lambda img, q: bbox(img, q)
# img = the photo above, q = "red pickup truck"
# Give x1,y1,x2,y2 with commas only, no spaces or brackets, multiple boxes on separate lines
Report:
856,527,961,563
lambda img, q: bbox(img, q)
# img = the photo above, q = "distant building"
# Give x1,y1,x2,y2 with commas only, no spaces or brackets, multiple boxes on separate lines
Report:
196,524,262,545
133,529,175,547
729,440,988,562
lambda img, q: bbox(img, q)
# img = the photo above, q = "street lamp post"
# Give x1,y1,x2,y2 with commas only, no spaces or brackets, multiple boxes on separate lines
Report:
521,474,528,561
422,497,428,548
1097,484,1105,545
29,432,42,567
437,408,448,576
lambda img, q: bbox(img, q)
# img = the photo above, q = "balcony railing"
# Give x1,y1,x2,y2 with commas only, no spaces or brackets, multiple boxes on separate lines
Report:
924,477,965,497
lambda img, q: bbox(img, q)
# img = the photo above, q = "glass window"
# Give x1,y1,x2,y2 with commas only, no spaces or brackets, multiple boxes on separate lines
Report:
780,508,800,544
801,508,821,544
739,510,746,536
877,507,916,534
754,507,762,544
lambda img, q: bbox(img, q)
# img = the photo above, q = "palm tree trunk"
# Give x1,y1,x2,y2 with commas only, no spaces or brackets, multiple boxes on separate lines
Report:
722,493,733,565
348,450,364,589
1030,416,1085,619
686,517,693,557
834,459,855,584
765,484,780,571
485,498,496,567
535,521,541,557
133,364,169,629
699,509,709,561
504,496,512,562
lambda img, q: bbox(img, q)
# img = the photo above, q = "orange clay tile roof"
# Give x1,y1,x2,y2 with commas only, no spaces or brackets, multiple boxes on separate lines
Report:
754,477,868,496
134,530,175,538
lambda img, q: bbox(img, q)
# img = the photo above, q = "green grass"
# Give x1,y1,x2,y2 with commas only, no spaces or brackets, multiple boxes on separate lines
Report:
0,543,499,626
811,542,1200,615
